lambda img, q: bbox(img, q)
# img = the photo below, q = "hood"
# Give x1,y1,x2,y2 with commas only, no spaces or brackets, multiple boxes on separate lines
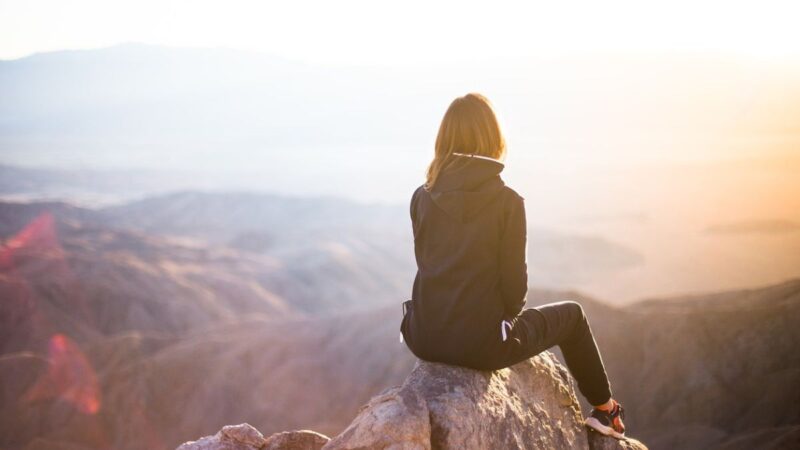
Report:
430,155,506,223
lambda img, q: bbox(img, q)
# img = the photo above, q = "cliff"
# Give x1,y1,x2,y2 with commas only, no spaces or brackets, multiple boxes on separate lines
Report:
176,351,646,450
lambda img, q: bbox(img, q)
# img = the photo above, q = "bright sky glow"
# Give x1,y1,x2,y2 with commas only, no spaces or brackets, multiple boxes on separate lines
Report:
2,0,800,64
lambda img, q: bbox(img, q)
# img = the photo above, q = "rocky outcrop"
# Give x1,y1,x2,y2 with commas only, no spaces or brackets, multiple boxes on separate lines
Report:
176,424,330,450
323,351,645,450
176,351,646,450
587,431,648,450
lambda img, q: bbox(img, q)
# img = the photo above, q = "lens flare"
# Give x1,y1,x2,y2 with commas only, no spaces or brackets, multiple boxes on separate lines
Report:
22,333,102,414
0,211,64,270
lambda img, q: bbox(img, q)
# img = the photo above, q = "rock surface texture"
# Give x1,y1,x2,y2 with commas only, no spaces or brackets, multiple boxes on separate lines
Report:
177,424,330,450
176,351,646,450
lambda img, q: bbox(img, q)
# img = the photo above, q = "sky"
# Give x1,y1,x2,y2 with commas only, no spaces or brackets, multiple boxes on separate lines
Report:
2,0,800,65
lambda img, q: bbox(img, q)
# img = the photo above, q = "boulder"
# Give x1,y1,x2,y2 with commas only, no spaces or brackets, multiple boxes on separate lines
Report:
264,430,331,450
175,351,646,450
176,424,329,450
323,351,645,450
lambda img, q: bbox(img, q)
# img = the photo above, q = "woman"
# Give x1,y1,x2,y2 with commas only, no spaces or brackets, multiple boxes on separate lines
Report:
399,93,626,439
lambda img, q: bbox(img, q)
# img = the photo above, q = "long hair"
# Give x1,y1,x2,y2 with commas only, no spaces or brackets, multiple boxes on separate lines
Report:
424,93,507,191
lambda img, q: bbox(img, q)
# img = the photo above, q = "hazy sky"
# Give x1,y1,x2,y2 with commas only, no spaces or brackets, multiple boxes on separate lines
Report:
2,1,800,64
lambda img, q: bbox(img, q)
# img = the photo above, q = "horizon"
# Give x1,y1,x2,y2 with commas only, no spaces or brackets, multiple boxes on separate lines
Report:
6,40,800,68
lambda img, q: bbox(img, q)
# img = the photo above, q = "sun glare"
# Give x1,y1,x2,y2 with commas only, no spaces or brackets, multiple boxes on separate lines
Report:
1,1,799,64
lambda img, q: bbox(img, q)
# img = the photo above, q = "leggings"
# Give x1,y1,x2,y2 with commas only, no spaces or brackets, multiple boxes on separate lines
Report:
502,301,613,406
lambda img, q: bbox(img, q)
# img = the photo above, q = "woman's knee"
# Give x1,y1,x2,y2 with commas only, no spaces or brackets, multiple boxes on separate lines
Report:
562,300,587,322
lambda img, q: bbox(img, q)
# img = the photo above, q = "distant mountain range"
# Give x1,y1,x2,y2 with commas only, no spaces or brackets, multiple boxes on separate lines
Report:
3,43,799,182
0,43,439,173
0,185,646,300
0,196,414,321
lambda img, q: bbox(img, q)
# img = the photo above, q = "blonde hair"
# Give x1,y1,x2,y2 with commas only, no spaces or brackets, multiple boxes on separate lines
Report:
424,93,507,191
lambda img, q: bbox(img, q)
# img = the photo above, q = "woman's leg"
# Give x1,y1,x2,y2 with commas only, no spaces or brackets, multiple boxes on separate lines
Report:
513,300,612,406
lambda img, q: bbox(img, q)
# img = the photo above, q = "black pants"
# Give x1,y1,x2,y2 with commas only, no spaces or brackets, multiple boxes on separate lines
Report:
502,301,613,406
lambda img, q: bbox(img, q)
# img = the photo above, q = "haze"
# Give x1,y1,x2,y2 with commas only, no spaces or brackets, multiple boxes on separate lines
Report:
1,1,799,301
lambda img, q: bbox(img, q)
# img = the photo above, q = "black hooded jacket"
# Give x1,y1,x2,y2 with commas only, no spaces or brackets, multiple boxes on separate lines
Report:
400,154,528,370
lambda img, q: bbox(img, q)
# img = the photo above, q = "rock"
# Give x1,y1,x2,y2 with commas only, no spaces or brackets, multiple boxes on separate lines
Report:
263,430,331,450
176,424,330,450
175,352,646,450
321,351,646,450
587,429,648,450
176,423,266,450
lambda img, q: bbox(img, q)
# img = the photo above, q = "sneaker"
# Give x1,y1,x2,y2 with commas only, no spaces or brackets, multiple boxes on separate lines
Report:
585,400,626,439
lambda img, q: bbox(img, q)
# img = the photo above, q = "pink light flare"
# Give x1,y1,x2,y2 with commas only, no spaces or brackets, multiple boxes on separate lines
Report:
0,211,65,271
22,333,102,414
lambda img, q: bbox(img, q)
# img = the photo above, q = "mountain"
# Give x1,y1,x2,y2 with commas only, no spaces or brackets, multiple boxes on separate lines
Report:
0,200,301,355
0,43,436,173
3,268,798,449
0,164,217,206
0,301,416,449
0,191,645,313
0,196,416,317
527,282,800,450
1,195,798,449
9,278,797,450
598,280,800,449
96,190,642,301
3,44,800,170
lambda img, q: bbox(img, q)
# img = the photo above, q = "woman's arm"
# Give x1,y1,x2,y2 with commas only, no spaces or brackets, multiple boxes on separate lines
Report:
499,193,528,318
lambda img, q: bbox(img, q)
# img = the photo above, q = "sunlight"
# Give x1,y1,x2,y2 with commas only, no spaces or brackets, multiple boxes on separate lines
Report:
1,1,799,64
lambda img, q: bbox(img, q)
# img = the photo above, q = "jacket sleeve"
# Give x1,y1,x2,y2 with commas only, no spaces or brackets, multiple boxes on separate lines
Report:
499,193,528,319
410,188,416,221
410,186,420,235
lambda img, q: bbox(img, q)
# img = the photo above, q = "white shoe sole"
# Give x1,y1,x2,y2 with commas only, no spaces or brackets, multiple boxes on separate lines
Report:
585,417,626,440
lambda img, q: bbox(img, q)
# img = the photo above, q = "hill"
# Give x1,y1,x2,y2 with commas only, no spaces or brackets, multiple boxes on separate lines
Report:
1,197,798,449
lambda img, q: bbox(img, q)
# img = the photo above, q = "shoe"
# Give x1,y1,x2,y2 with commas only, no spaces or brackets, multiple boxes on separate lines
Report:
585,400,626,439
